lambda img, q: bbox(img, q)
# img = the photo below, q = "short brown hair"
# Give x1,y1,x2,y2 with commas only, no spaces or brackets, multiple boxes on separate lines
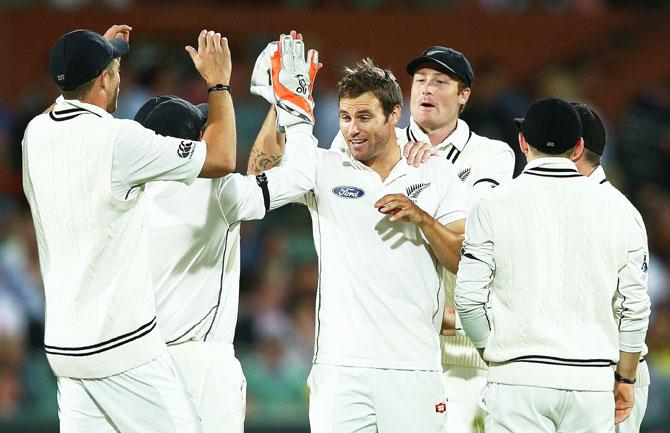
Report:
337,58,402,118
583,148,601,167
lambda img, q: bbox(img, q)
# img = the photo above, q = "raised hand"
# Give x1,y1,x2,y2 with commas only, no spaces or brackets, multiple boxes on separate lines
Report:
185,30,231,87
103,24,132,42
270,32,321,127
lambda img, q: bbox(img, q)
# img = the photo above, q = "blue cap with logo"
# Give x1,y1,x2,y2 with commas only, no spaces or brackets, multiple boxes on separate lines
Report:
49,29,129,91
406,46,474,88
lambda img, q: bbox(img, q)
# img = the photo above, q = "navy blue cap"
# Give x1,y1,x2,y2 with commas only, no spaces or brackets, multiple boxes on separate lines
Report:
513,97,582,154
571,102,606,156
49,29,129,91
406,46,474,87
134,96,208,141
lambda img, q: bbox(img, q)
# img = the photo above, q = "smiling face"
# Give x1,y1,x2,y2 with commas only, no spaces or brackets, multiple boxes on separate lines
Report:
339,91,400,164
410,66,470,133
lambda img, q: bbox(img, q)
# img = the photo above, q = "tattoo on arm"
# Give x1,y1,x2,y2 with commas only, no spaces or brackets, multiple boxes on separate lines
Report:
250,148,282,174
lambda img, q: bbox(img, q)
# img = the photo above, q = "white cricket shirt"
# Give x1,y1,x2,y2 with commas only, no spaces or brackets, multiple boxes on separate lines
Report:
332,118,515,370
146,175,265,345
455,157,650,391
590,165,651,388
265,126,469,371
22,97,206,378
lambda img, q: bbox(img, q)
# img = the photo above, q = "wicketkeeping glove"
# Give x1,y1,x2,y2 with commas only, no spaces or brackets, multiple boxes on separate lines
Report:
270,34,319,128
249,42,274,104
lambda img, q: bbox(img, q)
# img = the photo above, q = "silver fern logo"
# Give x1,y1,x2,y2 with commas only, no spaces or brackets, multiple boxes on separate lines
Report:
458,168,471,182
406,182,431,201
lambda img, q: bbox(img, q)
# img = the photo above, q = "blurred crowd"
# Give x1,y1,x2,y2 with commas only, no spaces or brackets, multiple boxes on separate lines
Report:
2,0,670,13
1,3,670,433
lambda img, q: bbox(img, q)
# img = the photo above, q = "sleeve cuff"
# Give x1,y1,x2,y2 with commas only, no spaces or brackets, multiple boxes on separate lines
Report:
619,330,647,353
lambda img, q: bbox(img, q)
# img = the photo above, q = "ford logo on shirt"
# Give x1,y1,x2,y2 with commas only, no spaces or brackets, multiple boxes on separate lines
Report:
332,186,365,199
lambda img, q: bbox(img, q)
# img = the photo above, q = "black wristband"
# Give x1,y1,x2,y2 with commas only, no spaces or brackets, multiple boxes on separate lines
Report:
614,371,636,384
208,83,231,94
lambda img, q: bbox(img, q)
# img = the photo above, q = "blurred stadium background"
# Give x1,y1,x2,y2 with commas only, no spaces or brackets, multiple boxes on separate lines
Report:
1,1,670,432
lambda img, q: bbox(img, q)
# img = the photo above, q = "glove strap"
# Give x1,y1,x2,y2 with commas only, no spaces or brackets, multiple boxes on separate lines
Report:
208,84,232,94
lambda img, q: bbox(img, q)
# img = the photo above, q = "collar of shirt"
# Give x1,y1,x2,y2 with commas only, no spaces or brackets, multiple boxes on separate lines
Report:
342,144,413,184
588,165,607,183
523,157,580,172
408,117,471,152
55,95,112,119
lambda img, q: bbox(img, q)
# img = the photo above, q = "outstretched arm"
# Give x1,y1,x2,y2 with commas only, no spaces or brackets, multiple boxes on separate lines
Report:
247,106,285,175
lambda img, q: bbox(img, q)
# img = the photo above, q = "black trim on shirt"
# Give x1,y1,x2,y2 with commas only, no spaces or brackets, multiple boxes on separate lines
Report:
526,167,579,173
446,147,456,161
203,228,231,341
166,305,218,345
451,149,462,163
49,107,101,122
44,317,157,356
523,172,582,178
256,173,270,212
124,185,140,200
313,191,324,362
473,178,500,187
599,179,609,184
504,354,615,367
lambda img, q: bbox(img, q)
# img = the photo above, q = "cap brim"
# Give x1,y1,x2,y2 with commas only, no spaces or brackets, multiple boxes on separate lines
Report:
513,118,524,133
109,38,129,58
196,103,208,122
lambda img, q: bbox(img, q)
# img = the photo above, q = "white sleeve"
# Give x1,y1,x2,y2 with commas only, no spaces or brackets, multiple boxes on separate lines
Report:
216,174,267,225
470,147,514,200
263,124,318,210
436,166,470,225
454,198,495,349
614,211,651,353
113,120,206,191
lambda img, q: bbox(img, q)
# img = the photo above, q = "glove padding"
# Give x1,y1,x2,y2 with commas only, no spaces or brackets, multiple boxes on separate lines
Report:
250,42,275,104
270,34,319,128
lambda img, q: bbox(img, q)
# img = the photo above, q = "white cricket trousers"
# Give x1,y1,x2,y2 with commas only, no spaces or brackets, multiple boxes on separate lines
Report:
168,341,246,433
308,364,447,433
442,365,487,433
481,383,614,433
57,354,203,433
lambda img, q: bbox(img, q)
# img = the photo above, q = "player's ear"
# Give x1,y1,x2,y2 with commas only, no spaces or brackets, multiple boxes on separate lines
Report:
571,137,585,162
518,133,529,156
388,104,401,125
458,86,471,105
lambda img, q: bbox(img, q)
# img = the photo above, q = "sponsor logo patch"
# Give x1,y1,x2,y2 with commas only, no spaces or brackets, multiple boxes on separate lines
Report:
332,186,365,199
435,402,447,413
642,254,648,273
177,140,194,159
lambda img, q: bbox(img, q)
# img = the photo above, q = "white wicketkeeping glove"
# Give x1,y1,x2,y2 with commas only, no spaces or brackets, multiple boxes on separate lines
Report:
270,34,319,128
250,42,275,104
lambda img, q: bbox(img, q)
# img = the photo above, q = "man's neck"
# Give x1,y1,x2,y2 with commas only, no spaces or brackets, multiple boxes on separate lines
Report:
365,143,402,181
419,118,458,147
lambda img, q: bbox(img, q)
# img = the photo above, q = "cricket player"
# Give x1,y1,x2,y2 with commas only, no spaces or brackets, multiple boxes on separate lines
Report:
133,95,265,433
571,102,650,433
331,46,515,432
22,26,235,432
455,97,651,433
250,34,470,433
